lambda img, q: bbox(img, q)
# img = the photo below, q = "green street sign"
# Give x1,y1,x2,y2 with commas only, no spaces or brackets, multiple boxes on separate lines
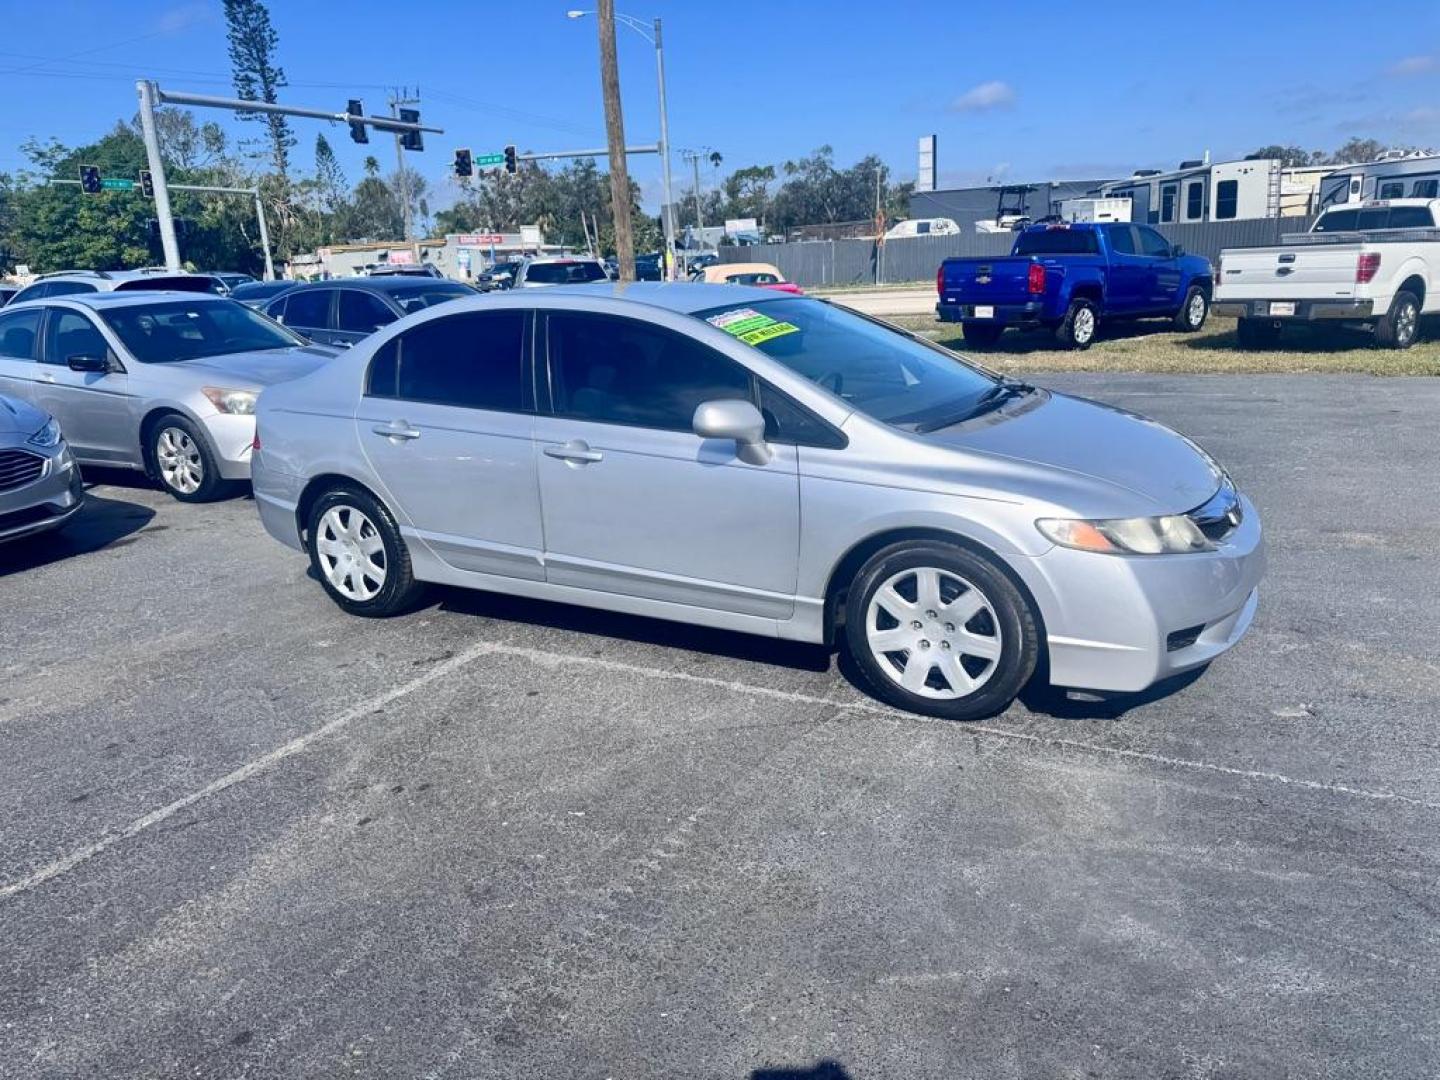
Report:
101,178,135,191
474,153,505,167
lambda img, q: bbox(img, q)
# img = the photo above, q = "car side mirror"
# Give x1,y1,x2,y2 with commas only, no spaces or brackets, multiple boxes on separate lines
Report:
1171,244,1185,257
693,399,771,465
67,353,112,373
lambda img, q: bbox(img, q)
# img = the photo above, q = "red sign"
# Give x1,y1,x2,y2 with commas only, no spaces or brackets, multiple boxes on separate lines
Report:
456,233,505,246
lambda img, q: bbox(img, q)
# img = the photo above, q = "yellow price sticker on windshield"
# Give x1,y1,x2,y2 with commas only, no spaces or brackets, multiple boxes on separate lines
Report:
738,321,798,345
707,307,800,346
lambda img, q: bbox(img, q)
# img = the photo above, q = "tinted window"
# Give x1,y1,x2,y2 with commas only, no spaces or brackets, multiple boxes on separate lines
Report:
1105,225,1136,254
525,261,608,285
916,221,931,235
1186,181,1204,219
725,272,780,285
548,312,751,431
1160,185,1177,222
386,283,473,315
230,281,296,303
45,309,110,366
40,281,100,299
1387,205,1435,228
100,300,303,363
367,311,525,411
1314,208,1359,231
338,290,397,333
1413,179,1439,198
1215,180,1239,220
1378,181,1405,199
0,308,40,360
1138,228,1172,257
758,382,844,448
282,288,332,329
1357,207,1389,229
1013,229,1098,255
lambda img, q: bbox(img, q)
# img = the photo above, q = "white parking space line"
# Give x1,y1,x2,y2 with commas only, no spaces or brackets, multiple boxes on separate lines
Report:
4,637,1437,903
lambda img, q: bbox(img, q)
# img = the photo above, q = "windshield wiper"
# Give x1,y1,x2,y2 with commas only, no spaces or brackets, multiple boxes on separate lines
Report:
914,379,1034,433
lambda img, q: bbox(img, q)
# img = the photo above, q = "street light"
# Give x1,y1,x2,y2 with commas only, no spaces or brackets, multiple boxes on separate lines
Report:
567,8,677,279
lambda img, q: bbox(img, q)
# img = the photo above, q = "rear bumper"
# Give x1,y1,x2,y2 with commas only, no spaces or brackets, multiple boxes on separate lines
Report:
1009,494,1266,693
937,300,1048,325
1212,297,1375,321
0,448,85,543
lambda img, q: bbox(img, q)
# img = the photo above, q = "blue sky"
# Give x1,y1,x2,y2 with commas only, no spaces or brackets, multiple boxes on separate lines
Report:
2,0,1438,210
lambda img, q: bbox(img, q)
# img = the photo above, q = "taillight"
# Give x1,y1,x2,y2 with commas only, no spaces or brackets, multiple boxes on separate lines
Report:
1356,253,1381,284
251,432,261,452
936,265,945,296
1214,256,1223,283
1027,263,1046,294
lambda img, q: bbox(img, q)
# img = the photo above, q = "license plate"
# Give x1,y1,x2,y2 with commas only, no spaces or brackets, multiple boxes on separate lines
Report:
972,305,994,319
1269,301,1296,317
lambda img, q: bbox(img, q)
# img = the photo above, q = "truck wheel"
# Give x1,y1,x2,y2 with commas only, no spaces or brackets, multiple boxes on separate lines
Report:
1375,291,1420,350
1236,318,1282,348
1055,299,1098,350
961,322,1004,348
1173,286,1209,332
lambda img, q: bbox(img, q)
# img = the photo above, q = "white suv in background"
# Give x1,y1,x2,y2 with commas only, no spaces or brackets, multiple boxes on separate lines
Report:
512,257,612,288
6,269,223,306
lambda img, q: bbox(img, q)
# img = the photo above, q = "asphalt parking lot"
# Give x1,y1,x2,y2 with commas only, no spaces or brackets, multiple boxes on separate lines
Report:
2,373,1438,1079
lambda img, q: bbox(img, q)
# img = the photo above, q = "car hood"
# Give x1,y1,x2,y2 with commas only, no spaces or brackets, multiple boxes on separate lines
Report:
924,390,1223,514
0,393,48,437
180,345,339,387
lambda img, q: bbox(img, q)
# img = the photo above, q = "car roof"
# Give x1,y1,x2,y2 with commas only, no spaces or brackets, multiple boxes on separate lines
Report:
284,277,473,294
21,290,238,311
534,281,787,314
523,255,605,264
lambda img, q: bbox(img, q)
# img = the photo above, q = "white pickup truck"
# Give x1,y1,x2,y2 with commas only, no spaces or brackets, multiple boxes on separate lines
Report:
1213,198,1440,349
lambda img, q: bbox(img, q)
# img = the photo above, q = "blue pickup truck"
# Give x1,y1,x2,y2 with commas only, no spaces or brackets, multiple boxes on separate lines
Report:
936,222,1214,349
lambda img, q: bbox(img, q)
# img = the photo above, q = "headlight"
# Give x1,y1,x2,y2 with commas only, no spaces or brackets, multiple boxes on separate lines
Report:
201,387,258,415
1036,514,1214,555
27,417,63,448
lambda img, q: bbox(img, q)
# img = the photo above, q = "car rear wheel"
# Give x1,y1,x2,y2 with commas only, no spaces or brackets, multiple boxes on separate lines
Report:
1055,299,1098,350
961,322,1004,348
844,541,1038,721
150,416,227,502
1375,290,1420,350
1173,285,1209,332
306,486,426,617
1235,317,1283,349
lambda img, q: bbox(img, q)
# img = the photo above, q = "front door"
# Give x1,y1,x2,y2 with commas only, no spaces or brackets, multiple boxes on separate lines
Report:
535,310,800,619
35,306,138,465
357,308,545,581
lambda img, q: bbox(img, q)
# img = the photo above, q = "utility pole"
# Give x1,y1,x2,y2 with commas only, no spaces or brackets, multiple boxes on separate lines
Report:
597,0,635,282
136,80,181,271
389,88,420,261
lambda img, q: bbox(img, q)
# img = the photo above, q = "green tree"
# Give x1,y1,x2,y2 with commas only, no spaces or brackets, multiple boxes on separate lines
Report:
1328,138,1387,164
1249,144,1323,167
223,0,295,177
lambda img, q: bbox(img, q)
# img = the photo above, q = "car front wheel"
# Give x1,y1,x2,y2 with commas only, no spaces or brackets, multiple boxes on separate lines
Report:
150,416,227,502
306,486,426,617
844,541,1038,720
1173,285,1209,332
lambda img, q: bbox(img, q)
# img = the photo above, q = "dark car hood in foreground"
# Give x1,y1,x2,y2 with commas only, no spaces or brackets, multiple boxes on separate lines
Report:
926,390,1223,513
0,393,48,438
181,345,339,386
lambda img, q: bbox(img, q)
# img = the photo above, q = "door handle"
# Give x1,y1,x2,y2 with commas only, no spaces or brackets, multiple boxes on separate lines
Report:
544,440,603,464
372,422,421,441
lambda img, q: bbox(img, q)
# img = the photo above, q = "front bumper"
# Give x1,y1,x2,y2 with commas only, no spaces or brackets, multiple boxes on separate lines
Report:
1211,297,1375,321
202,413,258,480
1010,494,1266,693
937,300,1047,325
0,446,85,543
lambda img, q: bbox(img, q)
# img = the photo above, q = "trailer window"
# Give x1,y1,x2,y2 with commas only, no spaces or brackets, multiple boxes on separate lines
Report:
1215,180,1239,220
1412,178,1438,198
1160,184,1178,223
1378,181,1405,200
1185,181,1204,220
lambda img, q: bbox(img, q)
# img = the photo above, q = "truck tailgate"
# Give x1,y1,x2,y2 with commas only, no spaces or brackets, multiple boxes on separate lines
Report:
1218,244,1359,300
940,257,1039,307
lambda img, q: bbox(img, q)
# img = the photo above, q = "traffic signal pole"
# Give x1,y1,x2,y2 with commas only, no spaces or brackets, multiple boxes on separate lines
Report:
137,80,181,270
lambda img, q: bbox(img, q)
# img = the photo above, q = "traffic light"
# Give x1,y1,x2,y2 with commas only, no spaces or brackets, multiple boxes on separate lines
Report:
139,169,154,199
79,164,102,195
454,148,473,178
399,108,423,151
503,145,517,174
346,99,369,144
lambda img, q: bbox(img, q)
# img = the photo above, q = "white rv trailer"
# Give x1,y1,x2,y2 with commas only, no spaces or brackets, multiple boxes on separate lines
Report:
1057,197,1132,223
1098,157,1324,224
1317,151,1440,209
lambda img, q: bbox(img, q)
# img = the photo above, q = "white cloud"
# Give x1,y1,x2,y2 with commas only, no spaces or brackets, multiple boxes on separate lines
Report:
1389,55,1437,76
157,3,210,34
950,81,1016,113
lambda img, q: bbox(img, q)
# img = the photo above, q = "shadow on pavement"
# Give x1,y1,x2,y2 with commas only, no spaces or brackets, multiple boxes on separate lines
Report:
752,1063,852,1080
1,490,155,578
1018,663,1210,720
936,317,1180,354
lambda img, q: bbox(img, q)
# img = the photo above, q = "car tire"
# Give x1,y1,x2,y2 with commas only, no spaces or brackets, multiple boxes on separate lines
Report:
1235,317,1283,349
306,485,427,617
1173,285,1209,332
844,541,1039,721
148,415,229,502
961,322,1005,348
1054,299,1098,350
1375,290,1420,350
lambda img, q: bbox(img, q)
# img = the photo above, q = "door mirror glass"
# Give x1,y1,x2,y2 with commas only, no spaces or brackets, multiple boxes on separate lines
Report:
67,353,111,373
1171,244,1185,257
693,398,771,464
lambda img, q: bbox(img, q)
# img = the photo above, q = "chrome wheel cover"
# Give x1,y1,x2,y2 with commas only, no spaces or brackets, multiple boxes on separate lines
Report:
1396,301,1417,343
1073,306,1096,343
156,427,203,494
865,567,1003,700
316,505,387,601
1187,292,1205,326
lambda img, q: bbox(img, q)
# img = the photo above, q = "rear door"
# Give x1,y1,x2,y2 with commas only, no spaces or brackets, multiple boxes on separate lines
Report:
334,289,400,347
271,287,334,344
1137,226,1182,310
0,306,43,404
34,306,138,465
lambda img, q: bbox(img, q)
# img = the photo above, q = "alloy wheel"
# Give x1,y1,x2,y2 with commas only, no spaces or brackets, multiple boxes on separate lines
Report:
316,505,387,601
1073,306,1096,343
865,567,1003,699
156,427,203,495
1187,292,1205,327
1397,301,1417,345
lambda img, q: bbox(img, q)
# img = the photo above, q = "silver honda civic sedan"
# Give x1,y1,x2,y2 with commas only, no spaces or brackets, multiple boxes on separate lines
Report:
0,293,337,501
251,284,1264,720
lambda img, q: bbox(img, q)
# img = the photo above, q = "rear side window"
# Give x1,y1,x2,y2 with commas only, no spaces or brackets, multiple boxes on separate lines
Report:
547,311,751,431
1215,180,1239,220
1386,205,1435,228
338,290,397,333
1314,208,1358,232
41,281,99,298
367,311,526,412
525,261,608,285
0,308,40,360
1013,229,1098,255
282,289,331,329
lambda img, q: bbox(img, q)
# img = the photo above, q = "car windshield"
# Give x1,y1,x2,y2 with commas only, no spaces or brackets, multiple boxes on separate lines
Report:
1013,229,1098,255
100,299,304,363
386,283,474,315
526,261,608,285
693,298,1004,430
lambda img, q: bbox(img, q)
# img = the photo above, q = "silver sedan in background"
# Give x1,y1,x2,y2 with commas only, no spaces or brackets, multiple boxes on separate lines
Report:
0,293,337,501
0,392,83,543
251,284,1263,720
